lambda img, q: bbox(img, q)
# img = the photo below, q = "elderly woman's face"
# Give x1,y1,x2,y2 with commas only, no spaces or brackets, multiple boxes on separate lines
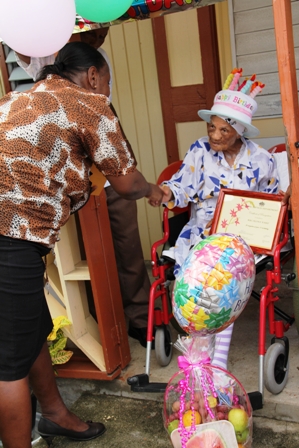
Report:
207,116,240,152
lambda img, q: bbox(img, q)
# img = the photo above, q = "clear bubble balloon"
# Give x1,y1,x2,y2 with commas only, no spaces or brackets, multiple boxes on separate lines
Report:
75,0,133,23
0,0,76,57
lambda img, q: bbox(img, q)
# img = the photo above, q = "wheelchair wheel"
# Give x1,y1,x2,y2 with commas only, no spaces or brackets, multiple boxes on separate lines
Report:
292,259,299,334
155,325,173,367
264,342,289,394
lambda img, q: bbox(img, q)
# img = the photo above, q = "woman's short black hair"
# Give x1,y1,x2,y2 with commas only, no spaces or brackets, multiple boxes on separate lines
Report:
36,41,107,83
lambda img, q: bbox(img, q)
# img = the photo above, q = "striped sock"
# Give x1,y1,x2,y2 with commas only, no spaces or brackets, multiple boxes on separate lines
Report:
212,323,234,370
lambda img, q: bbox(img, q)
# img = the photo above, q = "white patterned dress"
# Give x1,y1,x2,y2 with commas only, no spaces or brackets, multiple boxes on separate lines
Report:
162,136,279,275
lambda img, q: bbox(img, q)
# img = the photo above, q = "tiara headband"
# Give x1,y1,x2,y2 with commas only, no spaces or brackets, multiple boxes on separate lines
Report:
197,68,266,138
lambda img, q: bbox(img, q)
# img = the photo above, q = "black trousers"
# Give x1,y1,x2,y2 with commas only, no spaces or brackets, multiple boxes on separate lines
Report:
105,186,151,328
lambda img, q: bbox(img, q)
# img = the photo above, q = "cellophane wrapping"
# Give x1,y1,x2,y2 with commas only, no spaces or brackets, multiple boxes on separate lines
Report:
163,335,252,448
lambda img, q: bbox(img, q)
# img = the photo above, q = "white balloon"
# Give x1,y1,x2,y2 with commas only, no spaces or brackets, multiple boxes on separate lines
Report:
0,0,76,57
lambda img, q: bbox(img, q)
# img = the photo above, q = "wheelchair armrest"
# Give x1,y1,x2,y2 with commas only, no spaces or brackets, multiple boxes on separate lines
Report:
151,208,171,260
151,208,189,259
151,207,189,277
255,256,273,275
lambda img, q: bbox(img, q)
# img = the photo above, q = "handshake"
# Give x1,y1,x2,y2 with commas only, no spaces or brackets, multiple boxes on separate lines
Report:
146,184,174,207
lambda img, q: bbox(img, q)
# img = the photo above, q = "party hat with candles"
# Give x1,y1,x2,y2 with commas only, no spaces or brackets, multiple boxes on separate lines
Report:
198,68,265,138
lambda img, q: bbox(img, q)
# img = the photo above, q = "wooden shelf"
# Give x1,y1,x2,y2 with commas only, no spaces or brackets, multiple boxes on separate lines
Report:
63,261,90,281
54,351,122,381
46,189,131,380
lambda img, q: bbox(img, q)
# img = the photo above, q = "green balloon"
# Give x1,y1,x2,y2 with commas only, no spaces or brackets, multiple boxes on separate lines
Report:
75,0,133,23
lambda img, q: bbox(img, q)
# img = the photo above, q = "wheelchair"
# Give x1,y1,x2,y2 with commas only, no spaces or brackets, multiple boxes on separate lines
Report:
128,144,296,406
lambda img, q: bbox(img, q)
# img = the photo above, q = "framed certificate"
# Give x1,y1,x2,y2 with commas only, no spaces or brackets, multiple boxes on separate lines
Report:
210,189,288,255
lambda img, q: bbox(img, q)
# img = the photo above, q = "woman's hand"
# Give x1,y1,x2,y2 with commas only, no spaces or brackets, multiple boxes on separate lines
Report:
107,170,160,201
147,184,175,207
106,171,173,207
146,184,164,206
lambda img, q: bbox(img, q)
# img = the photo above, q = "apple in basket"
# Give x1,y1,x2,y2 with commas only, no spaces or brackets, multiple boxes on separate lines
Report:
228,408,249,443
167,419,179,435
236,428,249,444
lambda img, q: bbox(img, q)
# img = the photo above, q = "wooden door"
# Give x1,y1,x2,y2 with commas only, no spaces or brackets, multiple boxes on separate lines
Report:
152,6,221,164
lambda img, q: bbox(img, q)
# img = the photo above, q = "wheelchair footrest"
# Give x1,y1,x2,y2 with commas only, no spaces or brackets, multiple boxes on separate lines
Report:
127,373,167,393
248,391,263,411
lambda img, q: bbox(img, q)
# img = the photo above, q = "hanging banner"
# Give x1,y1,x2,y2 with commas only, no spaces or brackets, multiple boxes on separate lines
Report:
124,0,225,20
74,0,226,33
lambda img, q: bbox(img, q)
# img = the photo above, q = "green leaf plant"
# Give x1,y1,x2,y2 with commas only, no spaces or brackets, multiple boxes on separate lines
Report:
47,316,73,374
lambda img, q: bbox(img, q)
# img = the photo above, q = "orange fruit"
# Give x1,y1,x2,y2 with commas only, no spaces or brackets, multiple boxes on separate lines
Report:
182,409,201,427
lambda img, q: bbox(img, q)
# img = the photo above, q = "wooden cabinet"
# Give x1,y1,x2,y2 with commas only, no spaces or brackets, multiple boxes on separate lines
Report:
46,188,131,380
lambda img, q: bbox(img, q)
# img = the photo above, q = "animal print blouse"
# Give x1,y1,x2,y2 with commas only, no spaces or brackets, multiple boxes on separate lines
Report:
0,75,136,247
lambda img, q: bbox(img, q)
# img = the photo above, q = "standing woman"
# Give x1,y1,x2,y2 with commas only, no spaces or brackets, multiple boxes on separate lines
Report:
0,41,162,448
15,28,154,347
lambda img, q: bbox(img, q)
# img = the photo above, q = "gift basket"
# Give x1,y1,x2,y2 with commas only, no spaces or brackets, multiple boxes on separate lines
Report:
164,335,253,448
163,233,256,448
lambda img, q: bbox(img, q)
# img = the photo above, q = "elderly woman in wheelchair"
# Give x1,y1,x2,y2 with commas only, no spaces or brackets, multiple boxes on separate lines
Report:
159,76,280,370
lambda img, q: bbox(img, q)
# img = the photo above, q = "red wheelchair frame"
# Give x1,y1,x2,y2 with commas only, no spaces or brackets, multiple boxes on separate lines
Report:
254,212,295,396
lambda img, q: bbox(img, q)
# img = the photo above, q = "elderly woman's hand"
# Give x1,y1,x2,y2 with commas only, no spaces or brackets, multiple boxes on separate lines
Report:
280,185,291,210
159,184,174,203
205,219,213,230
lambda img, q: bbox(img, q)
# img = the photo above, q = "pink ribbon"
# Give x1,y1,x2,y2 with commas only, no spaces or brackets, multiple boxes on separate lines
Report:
213,99,253,118
176,355,218,448
178,356,210,370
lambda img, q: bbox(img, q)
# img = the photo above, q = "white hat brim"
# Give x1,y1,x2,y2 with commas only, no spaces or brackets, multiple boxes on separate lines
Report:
198,109,260,138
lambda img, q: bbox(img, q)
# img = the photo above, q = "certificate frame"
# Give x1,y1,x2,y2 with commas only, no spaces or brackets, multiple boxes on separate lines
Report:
210,189,287,256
